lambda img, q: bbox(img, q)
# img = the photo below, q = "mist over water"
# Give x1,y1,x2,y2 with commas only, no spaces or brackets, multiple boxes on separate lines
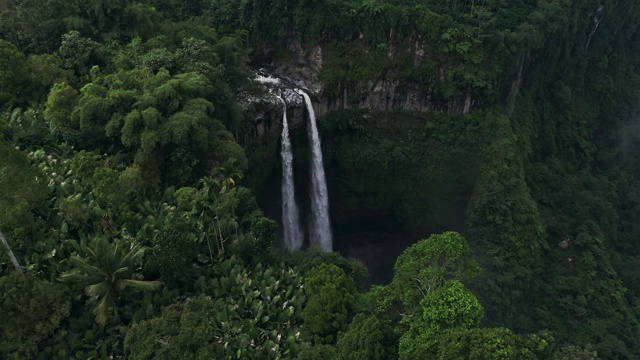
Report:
298,90,332,251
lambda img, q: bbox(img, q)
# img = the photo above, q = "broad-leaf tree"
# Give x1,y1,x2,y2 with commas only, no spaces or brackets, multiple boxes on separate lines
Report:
0,40,30,108
302,263,359,344
391,231,480,313
0,272,70,359
44,66,246,186
436,327,549,360
0,139,48,274
398,280,484,359
125,257,305,359
335,313,396,360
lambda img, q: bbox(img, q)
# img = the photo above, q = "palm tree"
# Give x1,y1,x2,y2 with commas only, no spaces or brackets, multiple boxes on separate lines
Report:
60,236,163,325
212,158,243,191
212,158,243,235
198,176,225,260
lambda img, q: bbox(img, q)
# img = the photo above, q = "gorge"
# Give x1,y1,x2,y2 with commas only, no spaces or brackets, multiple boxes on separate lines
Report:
1,0,640,358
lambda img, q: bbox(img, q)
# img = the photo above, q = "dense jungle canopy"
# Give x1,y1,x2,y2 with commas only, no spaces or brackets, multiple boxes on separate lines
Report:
1,0,640,359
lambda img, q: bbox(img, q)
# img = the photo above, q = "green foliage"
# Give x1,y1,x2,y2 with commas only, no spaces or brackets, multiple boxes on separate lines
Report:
244,129,279,193
318,40,393,100
1,0,640,358
321,109,484,231
282,248,369,288
504,2,640,356
392,231,479,312
206,0,252,35
228,215,278,264
170,172,254,262
364,232,478,326
419,280,484,330
152,0,206,21
0,40,30,108
44,82,79,133
0,273,70,360
1,107,54,150
146,213,198,287
65,0,160,43
466,111,548,330
335,313,396,360
302,263,359,344
250,216,278,247
44,67,246,186
297,344,338,360
525,159,640,356
206,0,533,104
126,257,305,359
0,139,48,224
436,327,547,360
373,231,519,359
398,280,484,359
60,236,163,325
57,31,104,84
552,344,600,360
0,140,48,273
27,54,74,102
0,0,75,54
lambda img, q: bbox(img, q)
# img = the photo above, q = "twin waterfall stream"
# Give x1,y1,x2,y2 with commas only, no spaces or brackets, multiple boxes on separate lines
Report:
278,96,303,250
257,75,332,251
298,91,332,252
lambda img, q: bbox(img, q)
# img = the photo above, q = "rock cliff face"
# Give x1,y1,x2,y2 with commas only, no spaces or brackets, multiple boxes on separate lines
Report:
273,38,476,116
241,38,483,141
237,83,306,144
311,80,474,117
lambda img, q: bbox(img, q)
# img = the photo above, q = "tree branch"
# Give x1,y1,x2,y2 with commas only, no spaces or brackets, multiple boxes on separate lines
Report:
0,227,23,274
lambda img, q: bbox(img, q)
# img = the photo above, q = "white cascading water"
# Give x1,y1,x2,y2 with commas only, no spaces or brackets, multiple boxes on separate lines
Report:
298,90,332,251
255,74,281,85
278,96,303,250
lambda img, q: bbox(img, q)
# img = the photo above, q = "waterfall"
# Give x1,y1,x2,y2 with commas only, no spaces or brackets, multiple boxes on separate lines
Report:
298,90,332,251
253,73,332,251
255,74,281,85
278,96,303,250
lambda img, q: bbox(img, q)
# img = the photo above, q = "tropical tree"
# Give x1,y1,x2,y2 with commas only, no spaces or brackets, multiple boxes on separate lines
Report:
212,157,244,235
57,31,104,82
398,280,484,359
302,263,359,344
552,344,600,360
0,139,48,274
436,327,549,360
125,257,305,359
213,157,244,189
283,248,369,286
43,65,248,186
296,344,337,360
43,82,79,133
0,39,30,108
197,176,229,260
0,0,73,54
0,272,70,359
145,212,199,288
60,236,163,325
26,54,73,102
390,231,480,313
335,313,397,360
